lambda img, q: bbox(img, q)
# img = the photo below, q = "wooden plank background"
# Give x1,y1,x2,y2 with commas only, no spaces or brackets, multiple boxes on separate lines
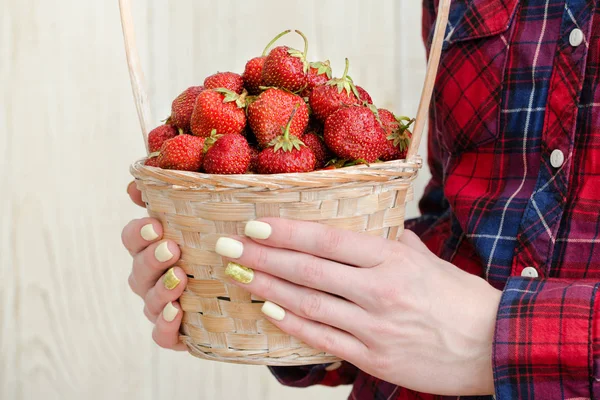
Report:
0,1,429,399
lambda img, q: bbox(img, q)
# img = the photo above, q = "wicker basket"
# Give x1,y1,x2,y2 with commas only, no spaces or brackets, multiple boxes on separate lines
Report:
119,0,450,366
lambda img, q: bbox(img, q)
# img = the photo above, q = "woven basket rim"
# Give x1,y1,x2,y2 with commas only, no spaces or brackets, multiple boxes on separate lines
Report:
131,156,422,190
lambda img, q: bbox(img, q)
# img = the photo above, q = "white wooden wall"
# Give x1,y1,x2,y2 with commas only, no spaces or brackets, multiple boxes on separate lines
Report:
0,1,429,399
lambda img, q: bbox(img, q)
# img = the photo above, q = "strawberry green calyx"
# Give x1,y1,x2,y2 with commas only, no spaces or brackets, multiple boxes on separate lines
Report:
262,30,292,57
311,60,332,79
214,88,248,108
288,30,310,74
268,106,305,152
327,58,359,97
148,151,160,158
387,116,415,151
203,129,223,153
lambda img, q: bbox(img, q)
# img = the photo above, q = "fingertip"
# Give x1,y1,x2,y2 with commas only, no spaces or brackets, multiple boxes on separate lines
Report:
128,181,146,208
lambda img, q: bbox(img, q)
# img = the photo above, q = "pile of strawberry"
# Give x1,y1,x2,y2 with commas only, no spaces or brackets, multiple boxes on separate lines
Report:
145,30,413,175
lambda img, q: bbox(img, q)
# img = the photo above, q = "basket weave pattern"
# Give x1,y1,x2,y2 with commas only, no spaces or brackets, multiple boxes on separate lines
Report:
131,158,420,365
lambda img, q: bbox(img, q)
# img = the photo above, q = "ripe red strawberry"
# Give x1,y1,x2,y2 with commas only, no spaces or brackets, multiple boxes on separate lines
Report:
324,106,388,163
204,72,244,94
309,58,362,122
356,86,373,104
190,89,247,137
378,109,414,161
257,108,316,174
300,61,332,98
148,124,178,152
262,30,309,93
248,146,261,172
144,155,160,167
302,132,330,169
243,30,291,95
203,133,251,174
170,86,205,131
157,134,205,171
247,88,309,148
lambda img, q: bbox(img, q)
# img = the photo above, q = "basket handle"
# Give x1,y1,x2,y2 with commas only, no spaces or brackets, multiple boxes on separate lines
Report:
406,0,451,161
119,0,153,154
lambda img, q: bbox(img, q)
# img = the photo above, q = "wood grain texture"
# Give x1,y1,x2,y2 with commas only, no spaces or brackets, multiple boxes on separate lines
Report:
1,0,427,399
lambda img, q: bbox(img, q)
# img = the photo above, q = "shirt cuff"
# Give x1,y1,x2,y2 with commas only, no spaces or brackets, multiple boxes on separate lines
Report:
269,362,357,388
493,277,600,399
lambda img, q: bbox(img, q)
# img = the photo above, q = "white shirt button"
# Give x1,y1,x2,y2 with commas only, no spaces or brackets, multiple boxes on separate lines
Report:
569,28,584,47
521,267,539,278
550,149,565,168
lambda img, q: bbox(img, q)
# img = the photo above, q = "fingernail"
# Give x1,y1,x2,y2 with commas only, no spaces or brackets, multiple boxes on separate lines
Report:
215,237,243,259
261,301,285,321
225,262,254,284
141,224,159,241
155,241,174,263
245,221,272,240
162,302,179,322
163,267,181,290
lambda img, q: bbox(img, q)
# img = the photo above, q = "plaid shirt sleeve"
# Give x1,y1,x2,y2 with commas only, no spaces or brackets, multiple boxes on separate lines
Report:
494,278,600,399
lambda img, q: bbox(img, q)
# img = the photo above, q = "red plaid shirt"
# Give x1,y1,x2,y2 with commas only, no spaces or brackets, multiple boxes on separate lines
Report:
270,0,600,398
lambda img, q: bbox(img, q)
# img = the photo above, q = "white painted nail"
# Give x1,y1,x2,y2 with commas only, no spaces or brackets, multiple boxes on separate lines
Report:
162,302,178,322
245,221,272,240
261,301,285,321
140,224,159,241
215,237,243,259
155,241,174,263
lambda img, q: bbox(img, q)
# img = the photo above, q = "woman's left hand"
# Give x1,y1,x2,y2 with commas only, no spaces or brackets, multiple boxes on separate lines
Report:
216,218,502,396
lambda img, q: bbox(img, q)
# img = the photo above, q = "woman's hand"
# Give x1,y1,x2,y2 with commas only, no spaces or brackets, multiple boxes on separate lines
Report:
217,218,502,396
122,182,187,350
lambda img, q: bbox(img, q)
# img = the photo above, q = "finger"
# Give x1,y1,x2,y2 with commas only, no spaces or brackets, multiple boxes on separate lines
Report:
225,263,370,339
132,240,181,296
216,236,369,302
122,218,163,254
261,301,367,365
144,267,188,317
144,304,158,323
152,301,187,351
243,218,396,268
128,181,146,208
398,229,431,254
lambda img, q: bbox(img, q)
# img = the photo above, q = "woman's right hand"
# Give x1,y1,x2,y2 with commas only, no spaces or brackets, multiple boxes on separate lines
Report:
122,181,188,350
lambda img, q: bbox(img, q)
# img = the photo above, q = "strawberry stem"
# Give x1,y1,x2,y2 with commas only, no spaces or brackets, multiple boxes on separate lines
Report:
262,30,292,56
341,58,350,80
295,30,309,59
283,106,299,141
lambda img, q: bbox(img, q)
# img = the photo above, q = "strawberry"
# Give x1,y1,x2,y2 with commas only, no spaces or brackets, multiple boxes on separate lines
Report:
144,155,160,167
378,109,414,161
243,30,291,95
157,134,205,171
248,146,261,173
262,30,309,93
324,106,388,163
300,61,332,98
204,72,245,94
247,88,309,148
148,124,178,153
302,132,330,169
203,133,251,174
309,58,362,122
190,89,247,137
356,86,373,105
170,86,205,131
257,108,316,174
